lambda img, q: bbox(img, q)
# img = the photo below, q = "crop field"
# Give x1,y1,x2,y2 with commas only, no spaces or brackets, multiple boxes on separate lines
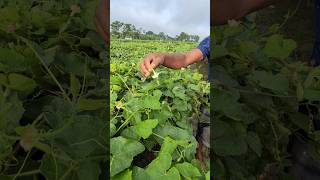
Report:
212,20,320,179
0,0,107,179
110,39,210,179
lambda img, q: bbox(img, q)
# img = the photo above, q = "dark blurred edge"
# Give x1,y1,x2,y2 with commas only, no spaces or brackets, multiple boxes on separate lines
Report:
94,0,110,179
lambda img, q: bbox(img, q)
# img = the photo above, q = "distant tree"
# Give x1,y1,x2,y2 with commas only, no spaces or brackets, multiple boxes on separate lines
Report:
189,35,200,42
158,32,166,40
111,21,123,38
176,32,189,41
110,21,201,42
122,23,134,38
146,31,154,35
193,35,200,42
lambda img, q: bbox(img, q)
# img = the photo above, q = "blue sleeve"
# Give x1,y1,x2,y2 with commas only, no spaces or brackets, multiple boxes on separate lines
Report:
197,36,210,60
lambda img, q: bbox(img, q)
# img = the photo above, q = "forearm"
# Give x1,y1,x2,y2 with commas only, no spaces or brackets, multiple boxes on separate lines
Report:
211,0,274,25
161,53,189,69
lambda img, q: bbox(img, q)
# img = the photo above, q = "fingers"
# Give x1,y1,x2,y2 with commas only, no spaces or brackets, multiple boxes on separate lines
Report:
144,58,153,75
140,62,149,77
140,54,163,77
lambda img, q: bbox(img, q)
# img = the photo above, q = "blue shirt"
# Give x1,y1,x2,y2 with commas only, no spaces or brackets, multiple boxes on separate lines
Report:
197,36,210,80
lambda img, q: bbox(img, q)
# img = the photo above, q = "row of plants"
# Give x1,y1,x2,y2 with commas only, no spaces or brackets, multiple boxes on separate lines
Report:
212,20,320,179
110,40,210,179
0,0,108,179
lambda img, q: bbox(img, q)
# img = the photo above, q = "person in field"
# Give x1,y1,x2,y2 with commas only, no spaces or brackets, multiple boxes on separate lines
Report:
138,0,320,174
138,0,275,163
95,0,320,174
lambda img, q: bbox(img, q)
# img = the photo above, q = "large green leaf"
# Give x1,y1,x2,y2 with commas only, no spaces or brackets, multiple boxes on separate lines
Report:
175,162,201,179
51,115,105,159
141,90,162,110
110,136,145,177
213,121,247,156
0,48,31,73
248,71,289,94
0,88,24,134
131,119,158,139
246,131,262,157
77,160,101,180
111,169,132,180
7,73,36,93
40,154,69,180
263,34,297,60
77,98,106,111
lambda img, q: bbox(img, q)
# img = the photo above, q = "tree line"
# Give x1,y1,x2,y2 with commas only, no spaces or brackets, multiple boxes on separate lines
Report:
111,21,200,42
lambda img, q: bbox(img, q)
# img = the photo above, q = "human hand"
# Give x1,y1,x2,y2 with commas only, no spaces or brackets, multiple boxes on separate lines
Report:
140,53,165,77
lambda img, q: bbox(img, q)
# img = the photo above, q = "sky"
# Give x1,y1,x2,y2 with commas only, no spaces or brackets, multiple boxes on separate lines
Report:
110,0,210,41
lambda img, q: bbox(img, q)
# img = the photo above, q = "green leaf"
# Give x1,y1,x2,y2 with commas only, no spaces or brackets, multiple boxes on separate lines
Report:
248,71,289,94
0,48,31,73
296,82,304,101
77,98,106,111
70,74,80,100
56,53,87,76
289,112,310,131
111,169,132,180
246,132,262,157
110,136,145,177
175,162,201,179
145,153,172,178
151,108,172,124
0,6,19,31
0,89,24,134
154,125,197,161
263,34,297,60
121,127,140,140
30,7,53,29
212,45,228,59
304,89,320,101
172,98,188,111
212,65,238,87
111,123,117,137
141,91,162,110
82,1,100,30
40,154,68,180
172,86,187,100
52,115,105,159
213,121,247,156
132,119,158,139
132,166,152,180
77,160,101,180
213,158,226,180
137,137,182,179
239,41,258,56
8,73,36,93
162,167,180,180
314,131,320,143
205,171,210,180
158,136,179,156
304,67,320,88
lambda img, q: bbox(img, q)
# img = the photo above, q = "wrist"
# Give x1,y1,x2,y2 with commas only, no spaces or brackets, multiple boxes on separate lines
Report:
157,53,166,65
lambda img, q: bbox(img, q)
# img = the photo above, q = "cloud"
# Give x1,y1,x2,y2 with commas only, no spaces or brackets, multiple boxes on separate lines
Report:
111,0,210,40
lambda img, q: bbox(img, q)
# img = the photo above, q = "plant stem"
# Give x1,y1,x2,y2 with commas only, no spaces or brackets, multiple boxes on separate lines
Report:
18,36,71,103
8,169,41,177
12,150,31,180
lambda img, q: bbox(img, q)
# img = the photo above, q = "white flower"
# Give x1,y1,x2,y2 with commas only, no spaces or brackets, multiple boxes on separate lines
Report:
152,69,160,79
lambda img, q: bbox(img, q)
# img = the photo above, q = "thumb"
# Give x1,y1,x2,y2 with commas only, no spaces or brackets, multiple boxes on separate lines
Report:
152,56,163,68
